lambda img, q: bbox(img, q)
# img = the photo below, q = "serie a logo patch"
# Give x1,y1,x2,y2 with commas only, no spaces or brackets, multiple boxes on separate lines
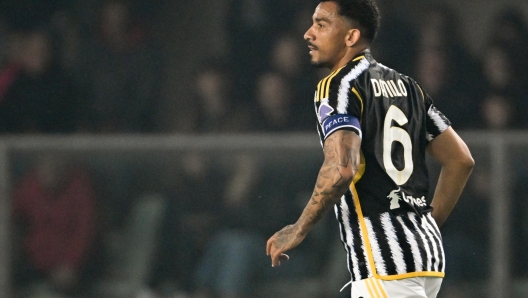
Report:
317,101,334,123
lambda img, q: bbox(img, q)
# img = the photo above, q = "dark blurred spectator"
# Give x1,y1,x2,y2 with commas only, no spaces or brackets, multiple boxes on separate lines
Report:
480,8,528,128
226,0,306,106
183,60,251,133
0,29,78,134
77,0,163,133
413,4,483,130
191,154,261,298
226,0,275,105
481,44,514,93
12,154,98,297
479,91,518,130
372,0,418,76
148,152,226,296
267,32,319,112
49,10,83,77
252,71,312,132
487,7,528,88
269,33,304,80
192,155,320,298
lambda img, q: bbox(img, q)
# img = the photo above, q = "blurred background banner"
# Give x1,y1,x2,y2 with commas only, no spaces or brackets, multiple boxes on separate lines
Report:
0,0,526,298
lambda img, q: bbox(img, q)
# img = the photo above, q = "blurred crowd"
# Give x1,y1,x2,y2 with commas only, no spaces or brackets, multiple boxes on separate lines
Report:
0,0,527,134
2,0,528,298
0,0,163,134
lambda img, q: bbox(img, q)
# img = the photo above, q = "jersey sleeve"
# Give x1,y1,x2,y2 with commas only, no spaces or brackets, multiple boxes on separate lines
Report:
316,60,368,140
421,87,451,141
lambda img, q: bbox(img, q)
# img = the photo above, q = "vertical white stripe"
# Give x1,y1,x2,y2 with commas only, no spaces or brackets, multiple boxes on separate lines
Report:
353,198,373,278
419,214,441,271
313,91,318,111
426,213,441,237
315,92,325,148
425,213,445,271
337,59,370,114
380,213,407,274
408,213,432,271
364,217,387,275
337,197,362,280
396,216,423,271
426,223,444,272
441,240,446,272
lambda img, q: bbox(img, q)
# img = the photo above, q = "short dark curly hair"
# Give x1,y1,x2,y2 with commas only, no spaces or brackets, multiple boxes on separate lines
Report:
320,0,381,43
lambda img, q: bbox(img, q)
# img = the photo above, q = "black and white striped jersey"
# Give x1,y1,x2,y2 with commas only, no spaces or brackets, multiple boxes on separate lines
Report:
314,51,451,281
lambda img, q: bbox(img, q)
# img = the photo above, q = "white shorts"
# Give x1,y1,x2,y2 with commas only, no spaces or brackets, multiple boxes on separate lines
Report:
348,276,443,298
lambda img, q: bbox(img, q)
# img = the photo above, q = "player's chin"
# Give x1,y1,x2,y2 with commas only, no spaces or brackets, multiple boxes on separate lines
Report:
310,58,327,68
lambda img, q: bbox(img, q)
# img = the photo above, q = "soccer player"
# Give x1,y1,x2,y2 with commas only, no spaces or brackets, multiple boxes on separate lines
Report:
266,1,474,297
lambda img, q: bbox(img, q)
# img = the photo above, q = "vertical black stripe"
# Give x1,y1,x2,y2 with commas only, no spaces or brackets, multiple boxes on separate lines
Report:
335,201,356,281
320,76,330,100
316,80,324,101
390,215,416,273
412,214,437,272
424,215,444,272
421,216,441,272
346,192,369,280
373,215,398,275
400,214,428,271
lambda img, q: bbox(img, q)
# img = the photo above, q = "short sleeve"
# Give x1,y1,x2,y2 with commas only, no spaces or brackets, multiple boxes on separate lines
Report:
315,59,369,140
423,89,451,141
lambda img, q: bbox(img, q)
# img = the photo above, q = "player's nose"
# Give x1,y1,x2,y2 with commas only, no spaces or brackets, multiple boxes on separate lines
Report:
304,26,314,41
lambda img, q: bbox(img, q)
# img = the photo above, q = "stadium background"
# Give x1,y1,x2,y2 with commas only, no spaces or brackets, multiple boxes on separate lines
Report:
0,0,527,297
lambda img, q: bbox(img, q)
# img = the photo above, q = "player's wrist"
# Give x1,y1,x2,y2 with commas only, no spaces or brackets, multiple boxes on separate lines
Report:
293,220,314,237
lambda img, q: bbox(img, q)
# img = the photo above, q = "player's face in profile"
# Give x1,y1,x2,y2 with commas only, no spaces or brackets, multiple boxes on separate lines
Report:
304,2,350,69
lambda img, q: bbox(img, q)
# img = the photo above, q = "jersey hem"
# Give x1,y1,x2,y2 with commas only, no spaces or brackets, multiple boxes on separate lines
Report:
373,271,445,281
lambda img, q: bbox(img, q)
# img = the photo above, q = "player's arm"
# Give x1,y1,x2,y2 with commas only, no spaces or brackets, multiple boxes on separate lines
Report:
266,129,361,267
426,127,474,227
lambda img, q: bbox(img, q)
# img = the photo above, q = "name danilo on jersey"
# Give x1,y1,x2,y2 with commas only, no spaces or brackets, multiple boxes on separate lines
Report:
371,79,408,98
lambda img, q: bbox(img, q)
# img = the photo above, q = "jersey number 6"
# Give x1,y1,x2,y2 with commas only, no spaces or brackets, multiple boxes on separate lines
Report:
383,105,413,185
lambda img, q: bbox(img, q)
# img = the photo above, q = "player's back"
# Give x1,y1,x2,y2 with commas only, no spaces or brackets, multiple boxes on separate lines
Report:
316,51,450,215
353,54,440,214
314,51,450,280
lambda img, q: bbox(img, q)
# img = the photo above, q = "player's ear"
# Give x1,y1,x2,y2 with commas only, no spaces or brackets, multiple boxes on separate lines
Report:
345,28,361,47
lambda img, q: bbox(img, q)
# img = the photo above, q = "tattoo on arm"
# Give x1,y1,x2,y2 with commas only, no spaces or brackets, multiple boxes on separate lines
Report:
294,131,360,236
274,224,297,247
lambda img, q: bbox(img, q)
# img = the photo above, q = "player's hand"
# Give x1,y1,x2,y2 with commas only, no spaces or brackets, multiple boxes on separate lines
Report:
266,224,306,267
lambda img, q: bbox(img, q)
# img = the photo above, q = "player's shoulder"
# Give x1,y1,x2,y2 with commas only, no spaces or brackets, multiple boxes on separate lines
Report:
349,53,418,91
342,52,373,81
317,54,371,96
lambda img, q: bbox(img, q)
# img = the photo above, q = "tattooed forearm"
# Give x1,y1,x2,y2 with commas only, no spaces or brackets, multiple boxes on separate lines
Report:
293,130,361,236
